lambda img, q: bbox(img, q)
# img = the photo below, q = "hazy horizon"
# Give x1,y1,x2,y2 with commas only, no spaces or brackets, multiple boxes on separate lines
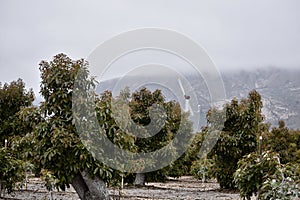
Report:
1,0,300,96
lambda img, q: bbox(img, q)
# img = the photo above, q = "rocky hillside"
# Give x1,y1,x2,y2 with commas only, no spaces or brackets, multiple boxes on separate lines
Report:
221,68,300,129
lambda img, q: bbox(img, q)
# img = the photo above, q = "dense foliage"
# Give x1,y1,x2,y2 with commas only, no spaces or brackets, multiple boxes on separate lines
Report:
0,79,34,146
130,88,193,182
0,148,26,196
97,87,193,183
263,120,300,164
30,54,115,191
233,151,279,199
0,79,34,195
260,162,300,199
233,120,300,199
209,90,264,189
234,151,300,200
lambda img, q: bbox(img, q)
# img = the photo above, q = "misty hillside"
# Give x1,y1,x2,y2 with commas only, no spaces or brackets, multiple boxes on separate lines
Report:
97,67,300,130
222,68,300,129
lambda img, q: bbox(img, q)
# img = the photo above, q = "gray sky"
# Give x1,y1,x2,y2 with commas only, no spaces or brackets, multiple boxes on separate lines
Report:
1,0,300,97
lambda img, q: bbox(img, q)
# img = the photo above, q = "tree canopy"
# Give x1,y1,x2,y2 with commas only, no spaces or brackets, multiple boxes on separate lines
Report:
209,90,264,189
0,79,34,145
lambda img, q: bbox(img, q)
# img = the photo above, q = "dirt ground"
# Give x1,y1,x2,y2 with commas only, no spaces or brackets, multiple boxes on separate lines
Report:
0,176,255,200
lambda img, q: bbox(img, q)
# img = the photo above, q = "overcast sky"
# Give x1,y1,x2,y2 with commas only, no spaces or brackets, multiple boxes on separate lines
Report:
1,0,300,96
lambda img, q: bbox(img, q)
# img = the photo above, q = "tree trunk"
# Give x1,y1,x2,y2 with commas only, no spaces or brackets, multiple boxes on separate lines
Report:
134,173,146,186
71,171,109,200
0,180,4,198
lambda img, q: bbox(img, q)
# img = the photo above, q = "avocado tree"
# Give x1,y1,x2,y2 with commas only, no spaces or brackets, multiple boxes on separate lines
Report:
263,120,300,164
234,151,300,200
233,120,300,199
128,88,193,185
233,151,279,200
33,54,113,199
100,87,194,185
0,79,34,195
0,79,34,145
209,90,264,189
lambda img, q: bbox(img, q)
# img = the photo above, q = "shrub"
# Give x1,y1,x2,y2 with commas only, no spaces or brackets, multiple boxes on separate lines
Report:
234,151,278,200
234,151,300,200
0,148,26,196
260,163,300,200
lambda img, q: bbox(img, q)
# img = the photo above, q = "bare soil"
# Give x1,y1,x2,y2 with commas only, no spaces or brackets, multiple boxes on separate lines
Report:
0,176,255,200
